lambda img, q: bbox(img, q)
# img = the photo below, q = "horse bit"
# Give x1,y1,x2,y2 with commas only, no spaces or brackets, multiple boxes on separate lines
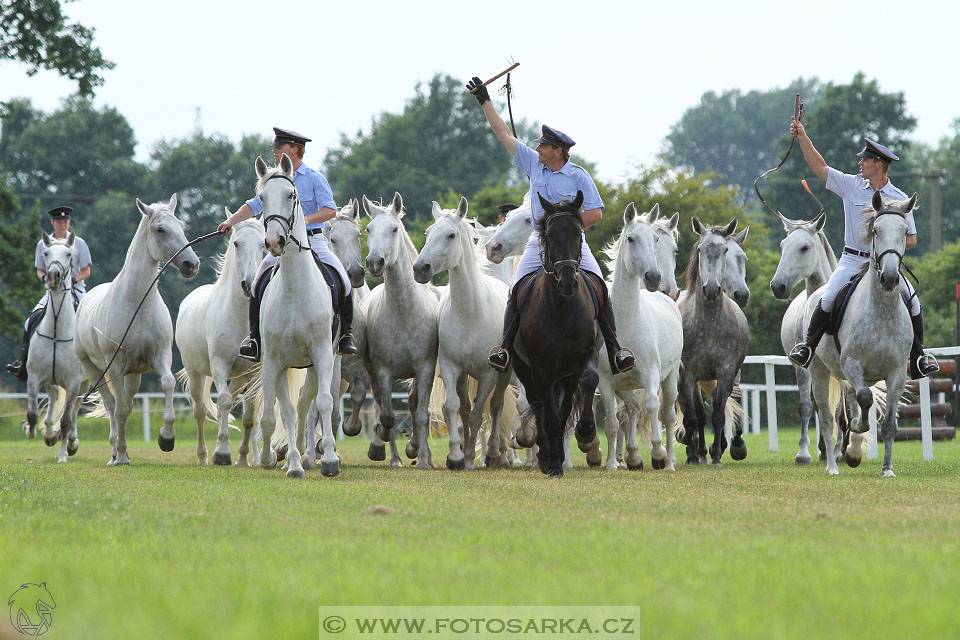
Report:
261,173,309,254
538,211,583,281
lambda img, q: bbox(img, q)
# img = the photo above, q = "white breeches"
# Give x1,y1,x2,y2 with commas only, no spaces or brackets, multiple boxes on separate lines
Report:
511,230,603,293
254,233,351,296
820,253,919,316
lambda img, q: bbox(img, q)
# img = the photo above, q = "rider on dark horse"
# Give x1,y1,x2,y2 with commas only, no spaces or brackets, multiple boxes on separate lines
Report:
466,76,634,376
217,127,356,362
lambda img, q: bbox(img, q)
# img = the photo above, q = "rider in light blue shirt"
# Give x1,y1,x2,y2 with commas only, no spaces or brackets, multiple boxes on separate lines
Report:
466,75,635,375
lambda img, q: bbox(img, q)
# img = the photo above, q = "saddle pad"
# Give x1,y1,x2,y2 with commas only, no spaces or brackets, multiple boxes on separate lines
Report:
513,269,602,320
830,271,911,354
257,257,345,314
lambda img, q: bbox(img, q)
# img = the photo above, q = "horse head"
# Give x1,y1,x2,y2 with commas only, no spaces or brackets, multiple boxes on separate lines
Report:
688,216,737,302
257,154,300,257
224,208,265,297
326,197,366,288
652,209,680,299
362,192,408,278
413,196,470,284
536,191,585,297
612,202,662,292
485,193,532,264
135,193,199,278
724,225,750,308
868,191,915,291
40,231,76,292
769,211,827,300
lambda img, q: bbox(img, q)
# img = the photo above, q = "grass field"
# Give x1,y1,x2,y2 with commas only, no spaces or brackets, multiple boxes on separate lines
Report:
1,413,959,639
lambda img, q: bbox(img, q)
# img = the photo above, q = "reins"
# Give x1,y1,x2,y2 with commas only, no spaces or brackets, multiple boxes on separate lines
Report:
538,211,583,281
261,173,309,254
35,255,74,387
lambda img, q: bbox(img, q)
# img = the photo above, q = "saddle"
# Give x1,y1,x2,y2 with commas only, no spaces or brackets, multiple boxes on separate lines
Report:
829,272,910,354
512,268,603,319
255,257,346,337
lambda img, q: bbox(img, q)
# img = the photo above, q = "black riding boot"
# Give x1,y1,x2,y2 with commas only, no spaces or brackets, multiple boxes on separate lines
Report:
909,311,939,379
6,307,45,381
789,303,830,368
597,296,635,374
337,291,357,356
238,284,263,362
488,296,520,372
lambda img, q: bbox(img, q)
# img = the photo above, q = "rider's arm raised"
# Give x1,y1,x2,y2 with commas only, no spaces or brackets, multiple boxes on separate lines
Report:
791,117,829,181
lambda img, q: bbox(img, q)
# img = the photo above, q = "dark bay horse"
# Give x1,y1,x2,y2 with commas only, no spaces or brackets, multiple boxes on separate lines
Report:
511,192,601,476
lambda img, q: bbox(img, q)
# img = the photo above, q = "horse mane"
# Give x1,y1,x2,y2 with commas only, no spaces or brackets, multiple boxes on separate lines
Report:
818,229,839,271
651,216,680,242
861,200,909,238
534,205,584,236
255,165,289,192
212,218,265,283
398,215,419,262
683,226,729,287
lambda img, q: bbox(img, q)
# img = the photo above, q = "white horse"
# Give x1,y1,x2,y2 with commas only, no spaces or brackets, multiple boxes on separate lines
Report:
255,154,339,478
651,211,680,300
361,192,439,469
723,225,751,309
809,193,915,477
412,197,512,469
26,232,86,462
769,211,839,465
597,203,683,471
175,214,265,466
75,194,200,465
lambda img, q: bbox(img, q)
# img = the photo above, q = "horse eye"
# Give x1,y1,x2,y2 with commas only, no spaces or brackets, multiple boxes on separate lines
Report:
233,241,239,248
627,237,634,243
391,228,397,233
654,236,660,243
448,233,456,240
800,245,809,252
157,227,165,234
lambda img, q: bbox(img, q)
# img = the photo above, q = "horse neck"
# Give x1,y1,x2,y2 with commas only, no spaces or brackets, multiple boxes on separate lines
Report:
610,251,643,307
277,204,320,295
446,236,486,315
210,242,248,310
113,218,162,302
805,233,835,296
382,227,419,295
40,286,75,336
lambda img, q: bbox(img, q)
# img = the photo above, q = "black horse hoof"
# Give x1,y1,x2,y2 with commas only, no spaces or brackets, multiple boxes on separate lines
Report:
446,456,465,471
157,433,175,452
315,440,323,457
547,466,564,477
374,422,392,442
44,435,58,447
686,456,700,466
651,457,665,470
730,439,747,461
342,420,362,437
320,460,340,477
844,452,863,468
627,459,644,471
275,443,287,462
67,440,79,456
213,452,232,466
367,443,386,461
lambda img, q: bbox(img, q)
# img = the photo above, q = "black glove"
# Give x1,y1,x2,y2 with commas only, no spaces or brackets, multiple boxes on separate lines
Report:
466,76,490,105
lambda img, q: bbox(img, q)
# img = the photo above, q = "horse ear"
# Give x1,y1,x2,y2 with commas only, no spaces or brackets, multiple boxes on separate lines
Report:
691,216,704,235
352,198,361,221
224,206,232,220
536,192,551,212
136,198,153,217
168,193,178,212
667,212,679,231
362,194,379,219
872,190,884,211
777,211,797,233
733,227,749,245
66,230,75,247
255,156,268,179
649,202,660,220
906,192,918,212
573,190,584,211
42,231,52,247
813,211,827,232
431,201,443,220
457,195,468,220
623,202,637,224
392,192,403,215
279,153,293,175
722,217,738,237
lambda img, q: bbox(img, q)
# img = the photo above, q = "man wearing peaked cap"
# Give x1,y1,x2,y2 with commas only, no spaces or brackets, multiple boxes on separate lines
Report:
787,118,938,378
465,75,635,376
217,126,357,361
7,206,93,381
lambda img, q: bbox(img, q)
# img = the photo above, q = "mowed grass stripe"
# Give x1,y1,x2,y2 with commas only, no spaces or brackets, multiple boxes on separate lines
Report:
1,433,959,639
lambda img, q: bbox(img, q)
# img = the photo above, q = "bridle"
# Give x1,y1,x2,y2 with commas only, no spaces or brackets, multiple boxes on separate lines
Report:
871,210,907,279
538,211,582,282
261,173,309,254
35,249,75,386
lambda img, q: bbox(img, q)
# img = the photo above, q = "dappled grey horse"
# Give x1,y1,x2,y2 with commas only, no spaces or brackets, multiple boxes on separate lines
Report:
676,217,749,465
808,192,915,477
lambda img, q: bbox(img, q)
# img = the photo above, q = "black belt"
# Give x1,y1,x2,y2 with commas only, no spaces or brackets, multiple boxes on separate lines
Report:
843,247,870,258
306,228,324,236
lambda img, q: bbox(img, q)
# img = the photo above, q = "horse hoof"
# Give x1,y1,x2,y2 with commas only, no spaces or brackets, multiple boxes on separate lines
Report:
627,459,644,471
515,430,536,449
321,460,341,477
446,456,465,471
374,423,392,442
882,468,896,478
213,452,232,466
67,440,79,456
651,457,665,470
686,457,700,465
315,440,323,457
484,455,500,469
286,467,305,479
711,460,723,467
547,466,564,477
157,433,175,452
730,442,747,461
586,448,602,467
234,459,250,468
367,443,386,461
44,435,58,447
275,443,287,462
342,420,362,437
844,453,862,468
795,454,811,465
261,451,278,470
856,388,873,413
575,423,596,446
405,440,418,460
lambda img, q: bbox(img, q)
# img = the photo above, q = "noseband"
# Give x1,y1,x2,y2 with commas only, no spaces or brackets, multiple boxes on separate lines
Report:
538,212,583,281
261,173,309,253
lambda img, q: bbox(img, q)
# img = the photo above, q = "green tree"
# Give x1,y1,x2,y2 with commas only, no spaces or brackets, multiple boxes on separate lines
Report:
1,0,114,96
922,120,960,250
663,78,823,202
325,74,537,217
904,239,960,349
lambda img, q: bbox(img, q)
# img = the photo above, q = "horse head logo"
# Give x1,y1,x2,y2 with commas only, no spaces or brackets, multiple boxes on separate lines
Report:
8,582,56,636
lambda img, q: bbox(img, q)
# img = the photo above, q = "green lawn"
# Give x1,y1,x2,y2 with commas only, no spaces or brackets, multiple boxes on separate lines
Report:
1,418,958,639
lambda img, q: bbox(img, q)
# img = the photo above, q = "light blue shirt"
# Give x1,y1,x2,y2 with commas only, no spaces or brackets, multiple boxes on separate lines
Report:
826,167,916,253
513,143,604,225
245,163,337,232
35,235,92,296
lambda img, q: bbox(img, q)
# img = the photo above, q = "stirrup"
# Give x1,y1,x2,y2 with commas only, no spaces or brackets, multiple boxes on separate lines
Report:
238,337,260,362
789,344,813,368
6,361,25,380
916,354,940,378
488,346,510,372
612,348,636,373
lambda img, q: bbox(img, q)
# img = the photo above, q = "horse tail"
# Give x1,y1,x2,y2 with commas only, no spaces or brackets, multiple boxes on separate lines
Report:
428,371,448,434
269,368,308,451
35,391,67,436
83,379,116,419
635,391,654,451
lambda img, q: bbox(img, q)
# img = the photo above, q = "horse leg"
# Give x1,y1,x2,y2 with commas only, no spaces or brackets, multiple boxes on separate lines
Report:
623,391,646,470
839,358,873,434
42,383,60,447
639,369,666,469
879,373,906,478
677,371,701,465
257,361,281,470
342,364,367,437
372,370,396,445
574,360,600,449
236,386,256,467
296,370,319,472
312,351,339,478
810,363,839,475
186,370,208,465
59,384,82,463
26,373,40,439
598,380,621,470
709,376,735,466
485,371,510,468
439,360,466,470
112,373,139,466
794,365,814,464
413,368,435,470
659,368,680,471
155,357,177,452
275,369,304,478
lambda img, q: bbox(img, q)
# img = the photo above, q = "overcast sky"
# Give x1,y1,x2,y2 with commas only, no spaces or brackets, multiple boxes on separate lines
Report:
2,0,957,184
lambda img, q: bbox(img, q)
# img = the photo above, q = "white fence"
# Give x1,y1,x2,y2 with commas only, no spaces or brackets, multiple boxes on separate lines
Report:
3,346,957,460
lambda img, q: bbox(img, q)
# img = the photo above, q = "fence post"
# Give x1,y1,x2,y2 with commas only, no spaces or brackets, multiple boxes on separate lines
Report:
765,360,778,452
143,395,151,442
751,387,761,435
867,403,878,459
920,376,933,460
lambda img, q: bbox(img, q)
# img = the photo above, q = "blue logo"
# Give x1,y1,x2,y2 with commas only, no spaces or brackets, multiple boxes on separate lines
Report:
8,583,56,636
